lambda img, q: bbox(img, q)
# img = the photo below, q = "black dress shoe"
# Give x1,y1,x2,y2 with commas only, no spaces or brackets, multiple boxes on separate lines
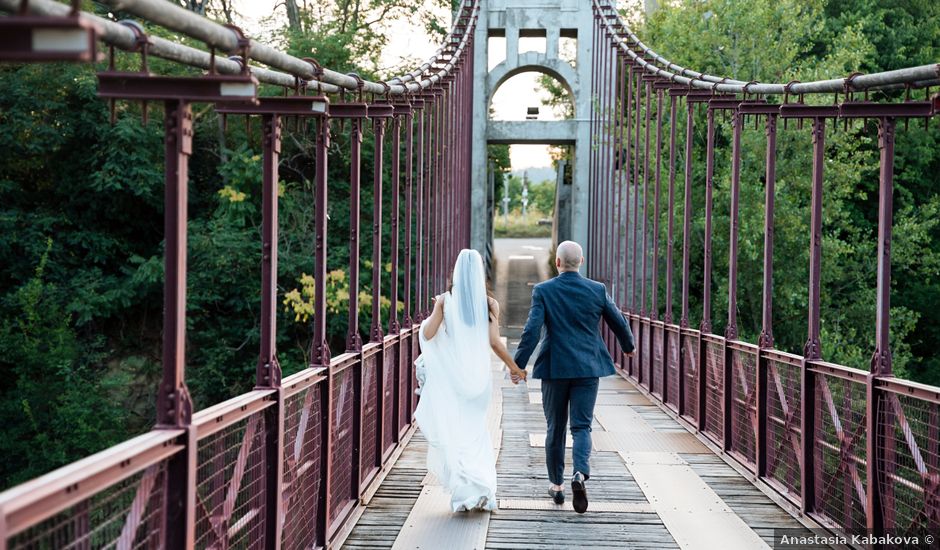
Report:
571,472,588,513
547,487,564,505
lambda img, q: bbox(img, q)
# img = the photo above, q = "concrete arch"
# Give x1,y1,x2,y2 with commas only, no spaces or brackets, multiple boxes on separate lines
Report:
486,54,580,116
470,0,595,262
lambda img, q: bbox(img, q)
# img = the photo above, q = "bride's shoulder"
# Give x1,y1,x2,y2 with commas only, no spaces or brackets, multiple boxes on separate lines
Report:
487,296,500,320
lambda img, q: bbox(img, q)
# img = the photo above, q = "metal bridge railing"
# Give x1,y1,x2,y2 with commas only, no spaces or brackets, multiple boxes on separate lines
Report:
0,1,479,548
588,1,940,543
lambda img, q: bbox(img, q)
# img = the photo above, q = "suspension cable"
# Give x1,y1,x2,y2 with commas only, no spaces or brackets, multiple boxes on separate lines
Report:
0,0,479,95
593,0,938,95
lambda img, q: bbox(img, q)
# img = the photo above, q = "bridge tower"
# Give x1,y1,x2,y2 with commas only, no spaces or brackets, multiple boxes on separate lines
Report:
470,0,594,264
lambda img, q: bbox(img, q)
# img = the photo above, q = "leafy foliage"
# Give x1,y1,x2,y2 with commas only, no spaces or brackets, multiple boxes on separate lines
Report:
634,0,940,382
0,1,447,488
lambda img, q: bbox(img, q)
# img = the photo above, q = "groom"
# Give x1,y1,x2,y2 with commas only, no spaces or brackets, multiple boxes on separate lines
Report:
512,240,635,514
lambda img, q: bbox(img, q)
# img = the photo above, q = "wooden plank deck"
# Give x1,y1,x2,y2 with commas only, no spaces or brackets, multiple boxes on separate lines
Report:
340,369,827,549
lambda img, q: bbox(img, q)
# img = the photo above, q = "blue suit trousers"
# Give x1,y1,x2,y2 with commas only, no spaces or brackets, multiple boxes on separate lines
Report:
540,377,599,485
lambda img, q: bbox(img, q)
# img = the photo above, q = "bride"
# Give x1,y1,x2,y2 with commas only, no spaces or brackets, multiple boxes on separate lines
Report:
415,249,527,512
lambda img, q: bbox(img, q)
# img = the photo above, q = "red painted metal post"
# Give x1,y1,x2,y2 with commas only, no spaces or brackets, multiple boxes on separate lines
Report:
402,104,415,423
617,56,630,311
725,109,742,341
435,89,444,292
652,87,663,320
757,109,779,481
598,25,606,281
423,94,434,312
417,98,425,318
346,114,365,354
665,93,677,325
433,84,444,290
415,102,425,321
258,113,283,389
870,116,896,377
423,93,430,315
597,20,607,281
157,100,195,429
588,14,599,275
335,102,368,514
448,78,454,268
722,107,744,453
680,98,694,329
426,92,436,310
311,114,331,547
451,74,459,256
429,91,437,302
389,111,402,334
258,113,285,549
158,97,196,550
370,105,390,477
631,68,642,315
624,64,635,316
426,94,435,300
402,104,414,328
608,37,616,290
370,112,387,343
432,89,441,293
758,112,778,349
311,116,332,368
866,116,896,536
694,102,717,430
607,44,616,301
598,32,608,283
701,106,716,334
449,77,457,260
437,80,454,278
803,116,827,362
462,56,473,247
800,113,830,517
640,80,651,318
613,55,623,309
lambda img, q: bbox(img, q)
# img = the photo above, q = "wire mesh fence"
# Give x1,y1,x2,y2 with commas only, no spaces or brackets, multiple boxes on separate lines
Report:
7,462,169,550
765,355,803,503
729,346,758,469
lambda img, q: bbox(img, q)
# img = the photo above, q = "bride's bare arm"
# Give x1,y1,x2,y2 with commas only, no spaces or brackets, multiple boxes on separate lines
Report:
422,295,445,340
488,299,527,380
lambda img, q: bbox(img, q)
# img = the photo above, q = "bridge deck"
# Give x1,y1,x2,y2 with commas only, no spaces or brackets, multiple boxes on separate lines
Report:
341,360,824,549
340,240,824,550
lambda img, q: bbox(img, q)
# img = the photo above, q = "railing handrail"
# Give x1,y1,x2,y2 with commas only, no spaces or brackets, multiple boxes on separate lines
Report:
0,0,480,94
592,0,940,95
0,429,183,536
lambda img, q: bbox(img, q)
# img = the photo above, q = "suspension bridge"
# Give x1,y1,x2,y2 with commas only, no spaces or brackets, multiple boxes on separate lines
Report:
0,0,938,548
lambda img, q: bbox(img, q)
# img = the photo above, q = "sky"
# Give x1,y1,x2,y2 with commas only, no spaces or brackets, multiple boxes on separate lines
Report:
233,1,630,171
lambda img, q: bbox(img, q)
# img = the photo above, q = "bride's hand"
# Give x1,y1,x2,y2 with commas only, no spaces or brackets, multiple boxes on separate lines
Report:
509,365,527,384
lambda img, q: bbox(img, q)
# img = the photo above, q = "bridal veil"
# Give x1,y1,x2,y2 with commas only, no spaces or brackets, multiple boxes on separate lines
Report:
415,249,497,511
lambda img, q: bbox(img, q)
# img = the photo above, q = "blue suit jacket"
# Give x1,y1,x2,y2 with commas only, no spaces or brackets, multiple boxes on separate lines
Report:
513,271,635,379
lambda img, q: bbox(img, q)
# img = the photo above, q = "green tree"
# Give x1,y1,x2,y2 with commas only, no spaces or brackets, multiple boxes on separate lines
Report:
0,0,452,488
638,0,940,383
0,240,133,486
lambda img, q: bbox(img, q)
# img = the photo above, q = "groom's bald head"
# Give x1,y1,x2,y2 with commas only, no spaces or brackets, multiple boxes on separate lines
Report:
556,241,583,272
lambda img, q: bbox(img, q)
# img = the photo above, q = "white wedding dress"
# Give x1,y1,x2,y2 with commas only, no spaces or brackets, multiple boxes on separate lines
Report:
415,250,497,512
